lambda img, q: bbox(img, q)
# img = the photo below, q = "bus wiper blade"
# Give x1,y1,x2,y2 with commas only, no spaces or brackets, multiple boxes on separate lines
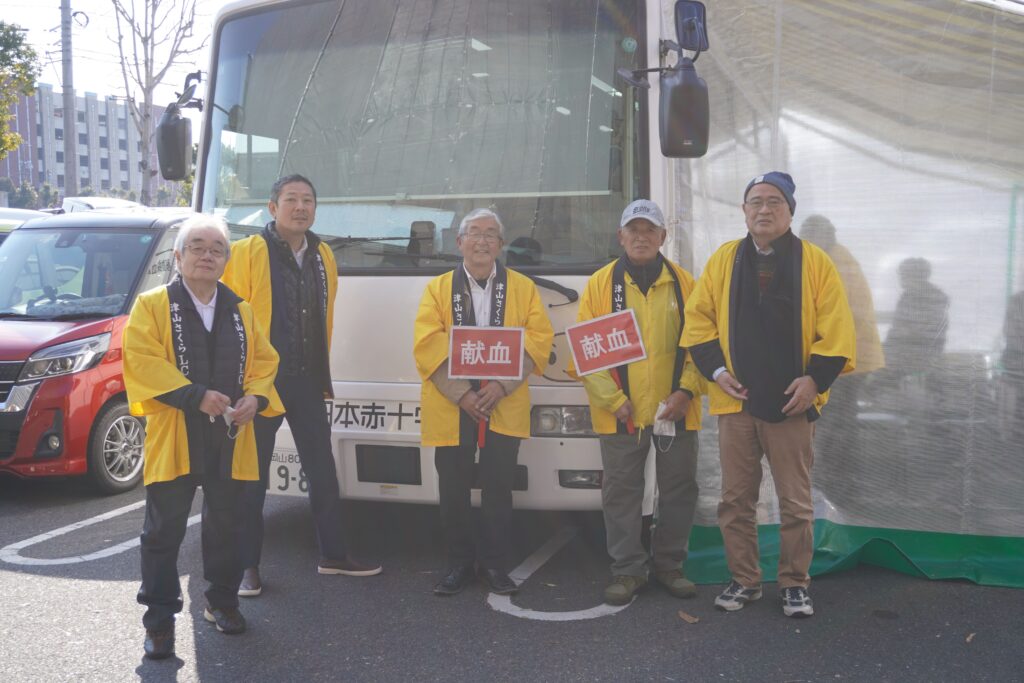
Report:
525,275,578,304
323,235,429,249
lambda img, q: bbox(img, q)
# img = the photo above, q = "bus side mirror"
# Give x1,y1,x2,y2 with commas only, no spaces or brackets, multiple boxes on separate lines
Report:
156,108,192,181
617,0,710,158
660,57,709,158
157,73,203,181
661,1,709,157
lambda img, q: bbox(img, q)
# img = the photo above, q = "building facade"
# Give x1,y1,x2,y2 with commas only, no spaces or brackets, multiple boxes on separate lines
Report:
0,83,182,204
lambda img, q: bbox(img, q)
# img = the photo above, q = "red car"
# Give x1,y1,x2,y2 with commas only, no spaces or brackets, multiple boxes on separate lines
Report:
0,210,188,493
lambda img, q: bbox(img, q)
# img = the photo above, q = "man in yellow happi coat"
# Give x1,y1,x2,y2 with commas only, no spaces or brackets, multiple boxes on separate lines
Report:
124,214,282,659
682,172,856,619
222,174,381,597
413,208,553,597
572,199,705,607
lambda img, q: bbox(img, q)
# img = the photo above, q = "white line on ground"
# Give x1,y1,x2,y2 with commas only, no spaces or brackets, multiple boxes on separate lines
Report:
487,526,633,621
0,499,200,566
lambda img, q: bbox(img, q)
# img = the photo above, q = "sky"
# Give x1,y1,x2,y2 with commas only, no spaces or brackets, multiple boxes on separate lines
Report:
3,0,232,115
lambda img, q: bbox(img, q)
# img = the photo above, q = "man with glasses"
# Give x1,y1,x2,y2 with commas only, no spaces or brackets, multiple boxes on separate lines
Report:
682,172,856,618
223,174,381,598
413,209,553,596
124,214,282,658
572,199,706,606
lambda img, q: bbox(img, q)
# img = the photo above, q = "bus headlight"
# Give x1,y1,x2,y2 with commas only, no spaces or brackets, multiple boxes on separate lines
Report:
530,406,595,437
19,333,111,381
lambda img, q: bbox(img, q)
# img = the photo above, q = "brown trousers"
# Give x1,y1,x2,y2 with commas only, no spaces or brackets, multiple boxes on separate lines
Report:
717,411,815,589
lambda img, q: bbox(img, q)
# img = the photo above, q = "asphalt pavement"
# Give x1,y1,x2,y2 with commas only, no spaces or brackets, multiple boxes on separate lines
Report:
1,474,1021,683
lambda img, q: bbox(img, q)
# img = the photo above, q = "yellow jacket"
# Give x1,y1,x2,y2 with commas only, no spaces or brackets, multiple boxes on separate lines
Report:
221,232,338,393
124,285,283,485
570,259,705,434
682,238,856,416
413,267,554,446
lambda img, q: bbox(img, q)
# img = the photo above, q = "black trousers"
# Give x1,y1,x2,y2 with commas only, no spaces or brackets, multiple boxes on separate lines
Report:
138,472,242,631
434,412,521,571
238,374,347,568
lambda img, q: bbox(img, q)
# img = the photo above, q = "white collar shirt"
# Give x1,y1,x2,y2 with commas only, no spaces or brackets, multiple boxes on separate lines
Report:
293,235,309,267
463,262,497,326
182,280,217,332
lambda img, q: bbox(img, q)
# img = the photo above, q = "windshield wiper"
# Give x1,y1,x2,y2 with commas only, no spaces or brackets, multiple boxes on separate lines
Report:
322,235,430,249
45,312,112,321
525,275,578,305
0,312,37,319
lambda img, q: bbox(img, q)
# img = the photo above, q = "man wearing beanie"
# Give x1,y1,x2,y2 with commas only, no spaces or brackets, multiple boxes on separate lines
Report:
571,199,706,606
682,172,856,617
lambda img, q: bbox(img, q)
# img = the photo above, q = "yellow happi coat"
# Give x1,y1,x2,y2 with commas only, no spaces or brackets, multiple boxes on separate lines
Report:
222,234,338,395
682,238,857,416
413,267,554,446
124,285,283,485
570,258,705,434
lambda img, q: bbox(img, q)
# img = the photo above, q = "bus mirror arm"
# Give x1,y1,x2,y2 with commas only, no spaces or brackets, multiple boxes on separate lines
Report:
157,72,204,181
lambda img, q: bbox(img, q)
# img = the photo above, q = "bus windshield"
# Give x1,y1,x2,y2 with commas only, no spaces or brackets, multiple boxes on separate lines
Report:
200,0,648,274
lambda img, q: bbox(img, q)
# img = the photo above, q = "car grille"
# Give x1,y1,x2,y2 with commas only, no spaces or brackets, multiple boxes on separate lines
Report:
0,361,24,404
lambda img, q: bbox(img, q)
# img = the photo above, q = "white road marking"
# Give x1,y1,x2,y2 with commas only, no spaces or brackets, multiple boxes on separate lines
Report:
487,526,634,621
0,499,200,566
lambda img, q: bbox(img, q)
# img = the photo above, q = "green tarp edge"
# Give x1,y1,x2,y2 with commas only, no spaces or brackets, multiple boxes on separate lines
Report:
683,521,1024,589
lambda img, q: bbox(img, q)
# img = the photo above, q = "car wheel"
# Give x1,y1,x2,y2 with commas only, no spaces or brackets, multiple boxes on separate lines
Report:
88,401,145,494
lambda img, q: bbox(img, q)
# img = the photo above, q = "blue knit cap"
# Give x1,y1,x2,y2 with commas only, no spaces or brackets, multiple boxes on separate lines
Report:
744,172,796,214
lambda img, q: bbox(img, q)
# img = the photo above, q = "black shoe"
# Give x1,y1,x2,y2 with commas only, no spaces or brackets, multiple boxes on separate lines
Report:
203,606,247,634
480,568,519,596
238,567,262,597
433,565,476,596
143,626,174,659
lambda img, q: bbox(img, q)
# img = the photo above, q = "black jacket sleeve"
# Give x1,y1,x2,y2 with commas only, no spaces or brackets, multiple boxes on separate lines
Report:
156,383,207,412
806,355,847,393
688,340,728,382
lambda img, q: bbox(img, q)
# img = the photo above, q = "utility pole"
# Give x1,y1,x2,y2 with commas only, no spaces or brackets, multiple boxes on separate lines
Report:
61,0,78,197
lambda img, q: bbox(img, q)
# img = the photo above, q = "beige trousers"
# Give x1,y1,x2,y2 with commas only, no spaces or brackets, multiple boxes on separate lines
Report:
717,411,815,589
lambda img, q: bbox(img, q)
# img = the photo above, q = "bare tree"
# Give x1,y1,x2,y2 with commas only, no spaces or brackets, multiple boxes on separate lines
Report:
110,0,205,206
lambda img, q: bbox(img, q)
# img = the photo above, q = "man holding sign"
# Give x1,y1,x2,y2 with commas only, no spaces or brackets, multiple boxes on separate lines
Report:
571,199,705,606
413,209,553,597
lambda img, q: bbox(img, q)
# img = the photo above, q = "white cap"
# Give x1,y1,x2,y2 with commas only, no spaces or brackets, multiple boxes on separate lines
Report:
620,199,665,229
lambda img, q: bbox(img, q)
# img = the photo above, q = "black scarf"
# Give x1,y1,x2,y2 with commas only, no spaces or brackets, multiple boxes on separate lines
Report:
167,276,247,477
452,261,508,391
729,230,804,423
451,260,508,328
611,254,686,432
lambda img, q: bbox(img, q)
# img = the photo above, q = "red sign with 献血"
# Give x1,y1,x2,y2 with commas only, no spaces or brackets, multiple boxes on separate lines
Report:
448,326,525,380
566,309,647,376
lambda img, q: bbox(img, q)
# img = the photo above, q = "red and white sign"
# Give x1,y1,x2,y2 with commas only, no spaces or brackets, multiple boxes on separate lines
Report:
566,309,647,376
448,327,525,380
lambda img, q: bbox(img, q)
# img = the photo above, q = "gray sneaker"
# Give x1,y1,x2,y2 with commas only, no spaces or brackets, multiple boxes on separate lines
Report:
604,574,647,605
714,580,762,611
780,586,814,617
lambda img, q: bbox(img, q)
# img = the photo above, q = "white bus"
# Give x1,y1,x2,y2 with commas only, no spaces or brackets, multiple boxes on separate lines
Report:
158,0,706,509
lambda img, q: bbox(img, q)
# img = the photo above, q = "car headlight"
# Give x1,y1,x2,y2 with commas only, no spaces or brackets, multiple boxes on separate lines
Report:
19,333,111,381
530,406,595,437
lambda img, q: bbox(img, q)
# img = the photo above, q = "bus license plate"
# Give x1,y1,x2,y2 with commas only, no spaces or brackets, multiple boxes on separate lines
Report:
269,448,308,497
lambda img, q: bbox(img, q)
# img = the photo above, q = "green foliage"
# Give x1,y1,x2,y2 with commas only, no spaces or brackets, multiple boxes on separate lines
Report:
1,179,39,208
177,171,194,207
0,22,41,160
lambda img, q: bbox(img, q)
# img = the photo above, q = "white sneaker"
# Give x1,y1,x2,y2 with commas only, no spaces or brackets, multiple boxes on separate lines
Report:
714,580,763,611
781,586,814,617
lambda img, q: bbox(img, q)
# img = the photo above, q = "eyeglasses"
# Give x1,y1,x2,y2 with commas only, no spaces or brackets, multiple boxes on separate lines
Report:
744,197,787,211
461,232,501,244
184,244,227,258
